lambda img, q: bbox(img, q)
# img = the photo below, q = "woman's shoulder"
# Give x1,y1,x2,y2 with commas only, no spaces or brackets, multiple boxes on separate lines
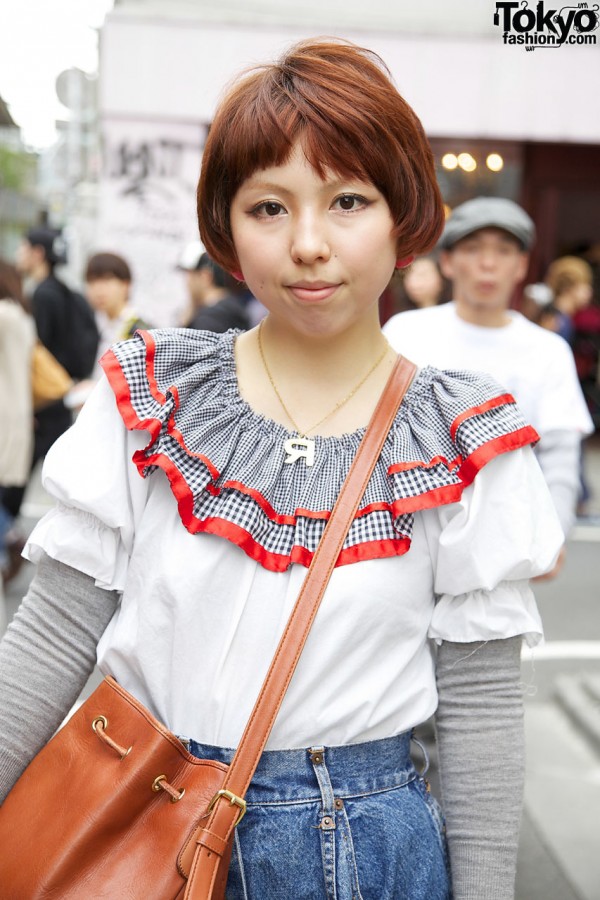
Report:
0,298,29,323
99,327,238,434
399,361,538,454
102,326,227,381
0,299,35,342
385,363,539,512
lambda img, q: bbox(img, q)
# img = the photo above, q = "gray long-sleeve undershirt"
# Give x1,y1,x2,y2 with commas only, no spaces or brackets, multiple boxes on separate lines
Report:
535,428,582,538
0,555,526,899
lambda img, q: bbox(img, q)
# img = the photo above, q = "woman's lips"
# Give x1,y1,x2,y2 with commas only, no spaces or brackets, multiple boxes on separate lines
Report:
287,282,341,303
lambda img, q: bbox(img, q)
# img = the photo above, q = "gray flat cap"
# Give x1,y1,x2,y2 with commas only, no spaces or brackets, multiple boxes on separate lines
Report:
439,197,535,250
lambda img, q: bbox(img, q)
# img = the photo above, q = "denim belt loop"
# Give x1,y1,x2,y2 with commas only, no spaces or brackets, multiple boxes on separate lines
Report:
410,730,431,779
308,746,337,830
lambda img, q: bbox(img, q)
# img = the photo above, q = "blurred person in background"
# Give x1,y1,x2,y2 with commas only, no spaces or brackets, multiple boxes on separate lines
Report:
544,256,598,516
64,252,153,411
14,228,75,456
13,226,98,444
521,279,553,324
570,279,600,446
3,228,99,575
0,261,36,617
384,197,594,557
544,255,594,344
178,242,251,332
396,255,448,312
534,302,562,334
85,252,151,378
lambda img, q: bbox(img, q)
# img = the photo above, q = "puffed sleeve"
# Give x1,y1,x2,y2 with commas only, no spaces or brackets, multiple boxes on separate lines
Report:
423,445,563,647
24,374,150,591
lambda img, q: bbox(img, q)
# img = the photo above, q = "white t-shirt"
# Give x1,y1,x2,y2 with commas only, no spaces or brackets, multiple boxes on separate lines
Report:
383,303,594,439
25,329,562,750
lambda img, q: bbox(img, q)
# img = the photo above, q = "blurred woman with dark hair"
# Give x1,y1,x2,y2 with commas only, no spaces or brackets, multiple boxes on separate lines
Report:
396,255,448,312
0,260,35,618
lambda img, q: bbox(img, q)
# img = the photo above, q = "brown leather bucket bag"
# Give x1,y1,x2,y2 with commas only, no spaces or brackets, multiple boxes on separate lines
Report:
0,677,232,899
0,357,416,900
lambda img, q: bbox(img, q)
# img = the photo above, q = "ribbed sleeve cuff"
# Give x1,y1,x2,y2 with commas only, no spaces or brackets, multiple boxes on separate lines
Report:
449,841,518,900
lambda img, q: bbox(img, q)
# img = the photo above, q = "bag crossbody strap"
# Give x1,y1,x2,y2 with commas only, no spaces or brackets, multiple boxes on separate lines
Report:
184,355,417,899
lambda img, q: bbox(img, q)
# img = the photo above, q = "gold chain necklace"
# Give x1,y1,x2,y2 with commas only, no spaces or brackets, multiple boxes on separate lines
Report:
258,320,389,466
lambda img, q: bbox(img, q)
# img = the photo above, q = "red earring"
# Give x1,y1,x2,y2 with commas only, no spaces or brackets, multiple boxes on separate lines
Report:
395,256,415,269
231,270,244,281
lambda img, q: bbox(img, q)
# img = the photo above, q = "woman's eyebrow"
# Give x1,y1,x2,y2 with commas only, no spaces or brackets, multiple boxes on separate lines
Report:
241,180,291,195
240,177,370,194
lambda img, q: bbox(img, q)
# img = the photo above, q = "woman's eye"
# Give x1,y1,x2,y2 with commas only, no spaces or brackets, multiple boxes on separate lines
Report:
252,201,285,218
332,194,367,212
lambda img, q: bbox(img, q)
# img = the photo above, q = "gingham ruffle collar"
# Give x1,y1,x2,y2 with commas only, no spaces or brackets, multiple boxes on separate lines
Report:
101,328,538,572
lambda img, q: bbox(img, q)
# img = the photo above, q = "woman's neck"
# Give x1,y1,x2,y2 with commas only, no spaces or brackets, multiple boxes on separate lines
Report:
259,314,387,380
235,316,395,437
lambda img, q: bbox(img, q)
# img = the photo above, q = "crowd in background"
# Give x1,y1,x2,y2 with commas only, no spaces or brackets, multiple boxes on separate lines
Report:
0,226,267,618
1,214,599,622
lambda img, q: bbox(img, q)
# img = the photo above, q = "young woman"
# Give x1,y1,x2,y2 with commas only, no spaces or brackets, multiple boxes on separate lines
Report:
397,256,447,311
0,40,561,899
0,260,35,611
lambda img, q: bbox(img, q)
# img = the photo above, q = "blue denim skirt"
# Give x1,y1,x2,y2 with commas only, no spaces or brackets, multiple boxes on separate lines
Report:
187,731,451,899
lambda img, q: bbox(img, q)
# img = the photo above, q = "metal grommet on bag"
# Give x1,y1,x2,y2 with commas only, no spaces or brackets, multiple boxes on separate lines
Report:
91,715,132,759
152,775,186,803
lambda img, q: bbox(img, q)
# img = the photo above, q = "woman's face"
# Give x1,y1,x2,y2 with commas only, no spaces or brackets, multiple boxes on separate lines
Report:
229,142,397,339
86,276,130,319
573,281,593,311
402,258,443,307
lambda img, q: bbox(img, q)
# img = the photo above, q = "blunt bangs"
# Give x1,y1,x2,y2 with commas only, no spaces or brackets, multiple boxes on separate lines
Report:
85,252,132,283
198,40,444,272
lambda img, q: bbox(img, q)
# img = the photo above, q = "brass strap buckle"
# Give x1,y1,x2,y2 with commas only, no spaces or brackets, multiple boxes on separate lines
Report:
207,789,247,827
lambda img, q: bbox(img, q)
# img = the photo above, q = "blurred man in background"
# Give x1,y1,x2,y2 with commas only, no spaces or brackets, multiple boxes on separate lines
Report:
384,197,594,559
178,243,251,333
3,228,98,581
178,241,266,332
85,251,150,377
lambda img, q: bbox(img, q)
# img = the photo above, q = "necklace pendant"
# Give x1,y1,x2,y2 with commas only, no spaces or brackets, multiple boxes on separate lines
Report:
283,436,315,466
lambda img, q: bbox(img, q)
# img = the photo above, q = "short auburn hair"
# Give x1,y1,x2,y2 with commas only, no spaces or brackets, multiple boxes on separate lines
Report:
198,39,444,272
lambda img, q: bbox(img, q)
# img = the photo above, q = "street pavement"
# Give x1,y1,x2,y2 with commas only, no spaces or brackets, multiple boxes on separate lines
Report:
2,435,600,899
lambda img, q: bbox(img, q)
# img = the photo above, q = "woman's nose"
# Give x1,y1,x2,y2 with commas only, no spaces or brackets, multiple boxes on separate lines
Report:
290,211,331,264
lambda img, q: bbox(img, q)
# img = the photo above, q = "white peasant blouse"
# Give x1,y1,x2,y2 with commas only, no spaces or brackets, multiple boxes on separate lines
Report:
25,329,562,749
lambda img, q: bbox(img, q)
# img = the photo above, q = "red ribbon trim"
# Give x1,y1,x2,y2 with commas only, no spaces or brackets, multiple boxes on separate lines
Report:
100,339,540,569
450,393,516,442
